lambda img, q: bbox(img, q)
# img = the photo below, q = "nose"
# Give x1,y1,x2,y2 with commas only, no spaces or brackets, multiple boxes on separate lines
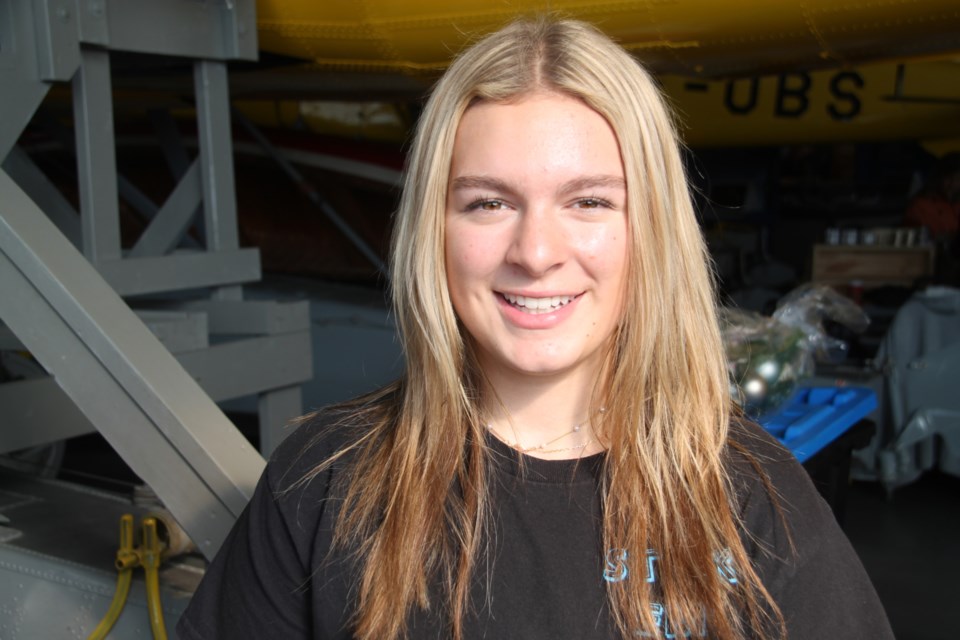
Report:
505,207,566,276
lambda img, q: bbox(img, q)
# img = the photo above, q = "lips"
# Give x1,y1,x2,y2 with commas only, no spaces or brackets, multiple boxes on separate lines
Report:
501,292,575,314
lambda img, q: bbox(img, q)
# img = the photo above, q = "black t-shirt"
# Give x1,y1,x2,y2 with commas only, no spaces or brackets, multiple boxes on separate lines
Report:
176,415,893,639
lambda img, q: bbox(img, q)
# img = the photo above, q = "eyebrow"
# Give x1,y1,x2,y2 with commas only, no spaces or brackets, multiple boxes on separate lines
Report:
557,175,627,196
450,174,626,195
449,175,516,194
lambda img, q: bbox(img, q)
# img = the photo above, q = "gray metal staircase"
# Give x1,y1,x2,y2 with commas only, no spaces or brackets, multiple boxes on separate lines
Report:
0,0,312,560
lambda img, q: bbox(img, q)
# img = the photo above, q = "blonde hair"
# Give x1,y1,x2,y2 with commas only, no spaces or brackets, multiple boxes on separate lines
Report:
315,17,783,640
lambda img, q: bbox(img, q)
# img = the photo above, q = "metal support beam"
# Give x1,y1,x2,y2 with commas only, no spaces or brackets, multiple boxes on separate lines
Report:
195,60,239,254
0,1,56,160
233,110,388,275
0,324,23,350
195,59,243,301
259,385,303,457
32,0,82,81
149,108,191,180
152,299,311,335
96,249,261,297
72,46,121,263
177,332,313,403
0,169,264,558
0,377,96,454
117,172,160,220
2,145,82,249
136,310,209,354
129,160,203,258
76,0,257,60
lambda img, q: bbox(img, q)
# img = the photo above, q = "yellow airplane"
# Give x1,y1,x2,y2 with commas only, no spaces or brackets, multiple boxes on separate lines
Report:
230,0,960,149
254,0,960,77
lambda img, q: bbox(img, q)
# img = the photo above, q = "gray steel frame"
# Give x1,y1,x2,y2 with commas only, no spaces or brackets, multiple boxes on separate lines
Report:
0,171,264,555
1,145,82,248
0,0,311,557
0,377,96,452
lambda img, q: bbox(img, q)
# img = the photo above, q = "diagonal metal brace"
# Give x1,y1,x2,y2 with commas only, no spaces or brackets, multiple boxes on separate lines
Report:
0,169,264,558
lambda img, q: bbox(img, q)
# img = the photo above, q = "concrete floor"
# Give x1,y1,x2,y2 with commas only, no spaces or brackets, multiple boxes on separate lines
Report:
845,472,960,640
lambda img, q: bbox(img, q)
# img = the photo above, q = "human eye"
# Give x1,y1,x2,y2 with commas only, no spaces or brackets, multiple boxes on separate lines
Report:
465,197,507,212
573,195,614,210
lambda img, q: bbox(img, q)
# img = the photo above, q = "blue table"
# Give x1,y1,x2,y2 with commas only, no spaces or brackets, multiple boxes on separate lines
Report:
758,386,878,463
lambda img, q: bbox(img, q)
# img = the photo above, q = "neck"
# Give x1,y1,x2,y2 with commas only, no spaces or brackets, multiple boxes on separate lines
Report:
482,365,606,458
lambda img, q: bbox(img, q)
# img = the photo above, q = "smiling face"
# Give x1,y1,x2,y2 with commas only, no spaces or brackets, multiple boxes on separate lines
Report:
444,92,629,387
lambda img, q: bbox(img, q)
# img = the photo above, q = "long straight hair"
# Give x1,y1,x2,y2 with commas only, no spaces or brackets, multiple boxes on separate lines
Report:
307,17,784,640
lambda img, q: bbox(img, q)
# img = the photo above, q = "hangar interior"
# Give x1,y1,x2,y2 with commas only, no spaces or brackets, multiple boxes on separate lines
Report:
0,1,958,638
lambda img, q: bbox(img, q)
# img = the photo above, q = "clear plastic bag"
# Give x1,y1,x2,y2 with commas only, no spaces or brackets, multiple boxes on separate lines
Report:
773,284,870,363
721,284,870,418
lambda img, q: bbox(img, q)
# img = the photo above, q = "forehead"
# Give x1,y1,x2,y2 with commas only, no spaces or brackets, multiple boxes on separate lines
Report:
448,92,624,182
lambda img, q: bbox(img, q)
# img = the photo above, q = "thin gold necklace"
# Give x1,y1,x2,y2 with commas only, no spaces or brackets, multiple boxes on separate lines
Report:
527,438,594,455
485,407,603,454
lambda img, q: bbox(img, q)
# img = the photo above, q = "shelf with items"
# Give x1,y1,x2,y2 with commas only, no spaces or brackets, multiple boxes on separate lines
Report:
811,244,935,288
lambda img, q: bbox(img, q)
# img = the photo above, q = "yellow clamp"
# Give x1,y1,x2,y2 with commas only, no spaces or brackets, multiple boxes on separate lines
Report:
88,514,169,640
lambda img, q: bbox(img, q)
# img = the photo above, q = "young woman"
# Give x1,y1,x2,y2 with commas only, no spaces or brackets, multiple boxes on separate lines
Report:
178,18,893,640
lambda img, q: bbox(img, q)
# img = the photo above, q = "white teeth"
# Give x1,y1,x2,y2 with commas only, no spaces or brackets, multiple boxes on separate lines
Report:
502,293,573,313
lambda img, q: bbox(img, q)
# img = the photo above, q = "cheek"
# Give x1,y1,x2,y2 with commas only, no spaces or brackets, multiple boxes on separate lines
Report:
445,237,474,283
445,232,489,313
446,228,500,284
580,226,628,278
594,235,630,324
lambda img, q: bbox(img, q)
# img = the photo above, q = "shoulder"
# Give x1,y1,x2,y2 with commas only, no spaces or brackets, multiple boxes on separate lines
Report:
177,400,391,636
725,418,894,638
726,418,807,479
268,409,354,487
175,406,375,640
261,392,400,533
724,418,837,585
265,401,382,507
725,417,820,522
247,407,365,552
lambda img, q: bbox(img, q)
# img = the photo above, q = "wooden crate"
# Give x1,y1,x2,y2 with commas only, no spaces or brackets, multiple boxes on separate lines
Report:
811,244,935,287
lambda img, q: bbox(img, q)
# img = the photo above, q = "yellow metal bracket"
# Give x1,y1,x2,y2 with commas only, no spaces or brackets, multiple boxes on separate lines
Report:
88,514,170,640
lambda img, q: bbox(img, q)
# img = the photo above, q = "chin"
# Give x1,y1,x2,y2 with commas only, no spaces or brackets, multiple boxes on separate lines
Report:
506,357,580,378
